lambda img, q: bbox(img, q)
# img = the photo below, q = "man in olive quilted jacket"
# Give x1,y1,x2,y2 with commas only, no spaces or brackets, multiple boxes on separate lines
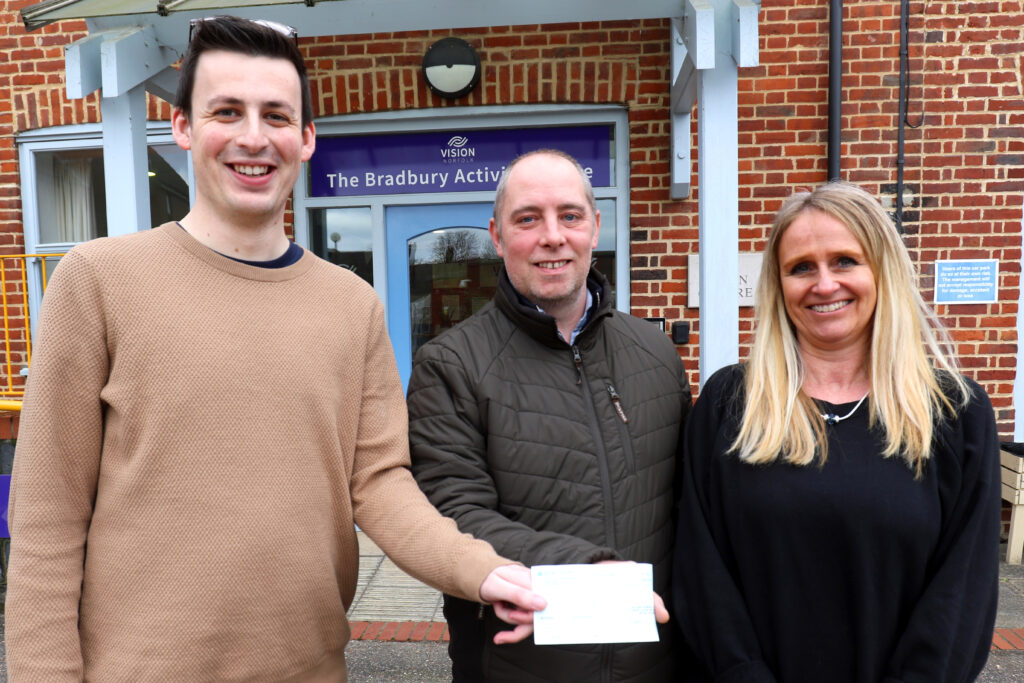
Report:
409,149,699,682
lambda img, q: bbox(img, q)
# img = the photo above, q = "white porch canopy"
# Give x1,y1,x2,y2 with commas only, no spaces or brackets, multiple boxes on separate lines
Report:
21,0,760,382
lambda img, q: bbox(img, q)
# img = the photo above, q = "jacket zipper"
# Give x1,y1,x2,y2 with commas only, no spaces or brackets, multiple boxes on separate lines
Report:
607,384,628,423
572,344,617,548
607,384,636,474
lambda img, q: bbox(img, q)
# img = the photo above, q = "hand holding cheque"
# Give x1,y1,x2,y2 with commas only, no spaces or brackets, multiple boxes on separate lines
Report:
483,562,666,646
531,562,666,646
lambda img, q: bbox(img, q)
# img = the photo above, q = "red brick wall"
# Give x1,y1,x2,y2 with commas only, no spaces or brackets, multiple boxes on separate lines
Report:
0,2,1021,440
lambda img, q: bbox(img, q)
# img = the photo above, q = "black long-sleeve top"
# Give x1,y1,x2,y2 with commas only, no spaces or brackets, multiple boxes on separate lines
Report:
673,364,1000,683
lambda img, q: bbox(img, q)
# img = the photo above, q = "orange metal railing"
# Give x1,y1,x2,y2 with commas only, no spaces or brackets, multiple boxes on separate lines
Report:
0,254,64,410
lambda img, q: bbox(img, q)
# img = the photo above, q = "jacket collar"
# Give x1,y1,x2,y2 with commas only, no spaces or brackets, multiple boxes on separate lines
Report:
494,265,614,348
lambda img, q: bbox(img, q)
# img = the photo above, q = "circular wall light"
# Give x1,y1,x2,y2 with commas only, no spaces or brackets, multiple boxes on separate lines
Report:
422,37,481,99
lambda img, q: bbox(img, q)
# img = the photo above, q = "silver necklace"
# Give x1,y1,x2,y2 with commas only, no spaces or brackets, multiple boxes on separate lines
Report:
820,392,869,425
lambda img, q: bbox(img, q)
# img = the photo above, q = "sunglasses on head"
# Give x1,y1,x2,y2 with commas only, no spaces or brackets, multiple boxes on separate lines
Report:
188,17,298,44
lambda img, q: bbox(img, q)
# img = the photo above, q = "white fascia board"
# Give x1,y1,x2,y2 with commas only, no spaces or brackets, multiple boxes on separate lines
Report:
69,0,683,36
78,0,687,59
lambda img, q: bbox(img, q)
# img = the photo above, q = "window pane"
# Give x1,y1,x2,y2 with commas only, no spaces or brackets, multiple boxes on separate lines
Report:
595,198,616,300
309,207,374,285
37,148,106,243
149,145,190,227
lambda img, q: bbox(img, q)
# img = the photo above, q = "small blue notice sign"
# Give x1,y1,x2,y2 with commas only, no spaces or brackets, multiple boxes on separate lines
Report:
934,259,998,304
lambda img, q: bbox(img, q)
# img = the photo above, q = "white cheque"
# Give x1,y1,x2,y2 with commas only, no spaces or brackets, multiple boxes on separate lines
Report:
530,563,660,646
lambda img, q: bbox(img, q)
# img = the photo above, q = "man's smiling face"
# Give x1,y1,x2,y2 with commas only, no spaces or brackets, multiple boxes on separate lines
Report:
489,153,600,319
171,49,315,228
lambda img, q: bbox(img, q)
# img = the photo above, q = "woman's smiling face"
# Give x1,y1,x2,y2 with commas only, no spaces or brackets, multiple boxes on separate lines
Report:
777,209,877,358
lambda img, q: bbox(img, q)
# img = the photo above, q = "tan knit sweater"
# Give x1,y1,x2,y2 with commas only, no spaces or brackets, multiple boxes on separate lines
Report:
6,222,505,682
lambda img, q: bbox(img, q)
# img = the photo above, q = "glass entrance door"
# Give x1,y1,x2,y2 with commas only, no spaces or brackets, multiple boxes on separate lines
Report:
386,203,498,389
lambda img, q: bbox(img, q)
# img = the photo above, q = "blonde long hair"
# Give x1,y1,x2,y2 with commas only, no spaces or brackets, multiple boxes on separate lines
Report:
732,181,970,475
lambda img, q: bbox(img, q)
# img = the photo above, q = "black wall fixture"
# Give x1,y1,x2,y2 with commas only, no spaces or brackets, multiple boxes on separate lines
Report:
422,37,481,99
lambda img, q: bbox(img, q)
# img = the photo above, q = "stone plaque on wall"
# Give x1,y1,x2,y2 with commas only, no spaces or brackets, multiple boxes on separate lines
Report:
686,253,764,308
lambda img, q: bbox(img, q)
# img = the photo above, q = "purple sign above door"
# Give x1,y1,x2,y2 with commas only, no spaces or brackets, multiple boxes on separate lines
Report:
308,125,612,197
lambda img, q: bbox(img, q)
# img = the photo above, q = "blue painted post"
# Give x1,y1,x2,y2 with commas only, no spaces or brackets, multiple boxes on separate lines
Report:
100,84,151,236
696,0,740,386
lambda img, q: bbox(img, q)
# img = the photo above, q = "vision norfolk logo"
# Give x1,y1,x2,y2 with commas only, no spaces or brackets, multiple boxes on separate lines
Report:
440,135,476,163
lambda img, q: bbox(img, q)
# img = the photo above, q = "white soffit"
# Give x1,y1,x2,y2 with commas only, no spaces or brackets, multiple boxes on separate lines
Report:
23,0,685,34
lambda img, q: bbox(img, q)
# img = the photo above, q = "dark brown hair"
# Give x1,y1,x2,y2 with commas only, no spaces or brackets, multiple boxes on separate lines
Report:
174,15,313,127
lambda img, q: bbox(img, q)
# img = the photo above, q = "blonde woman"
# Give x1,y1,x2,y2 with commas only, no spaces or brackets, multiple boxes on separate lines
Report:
673,181,999,682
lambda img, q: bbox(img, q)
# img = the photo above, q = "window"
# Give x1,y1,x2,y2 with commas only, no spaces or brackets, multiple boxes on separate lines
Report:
308,207,374,285
34,147,106,243
595,198,617,300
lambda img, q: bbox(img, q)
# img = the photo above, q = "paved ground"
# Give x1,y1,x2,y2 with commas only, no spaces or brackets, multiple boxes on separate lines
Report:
986,561,1024,680
349,532,446,624
347,640,450,682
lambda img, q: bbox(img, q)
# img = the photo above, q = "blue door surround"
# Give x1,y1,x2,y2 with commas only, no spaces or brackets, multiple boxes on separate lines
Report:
385,202,494,390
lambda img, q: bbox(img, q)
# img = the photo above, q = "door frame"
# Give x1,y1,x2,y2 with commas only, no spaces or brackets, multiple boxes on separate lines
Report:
385,202,495,389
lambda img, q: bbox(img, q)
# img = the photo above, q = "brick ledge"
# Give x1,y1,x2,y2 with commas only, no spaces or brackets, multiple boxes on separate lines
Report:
350,623,1024,650
993,628,1024,651
349,621,449,642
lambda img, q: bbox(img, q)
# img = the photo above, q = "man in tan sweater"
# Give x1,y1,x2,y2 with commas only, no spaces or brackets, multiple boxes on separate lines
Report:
6,16,543,682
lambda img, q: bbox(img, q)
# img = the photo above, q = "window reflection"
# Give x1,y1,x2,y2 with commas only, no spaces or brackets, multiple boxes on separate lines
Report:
408,226,501,355
405,200,615,354
594,198,616,299
309,207,374,285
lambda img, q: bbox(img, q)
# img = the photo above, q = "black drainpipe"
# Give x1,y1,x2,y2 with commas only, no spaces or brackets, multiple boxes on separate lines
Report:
828,0,842,181
896,0,910,233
